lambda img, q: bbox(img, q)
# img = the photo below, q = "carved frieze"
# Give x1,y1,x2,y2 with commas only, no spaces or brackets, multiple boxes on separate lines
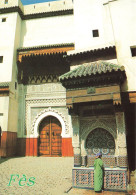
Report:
26,83,66,94
115,112,126,134
80,116,117,140
26,98,66,106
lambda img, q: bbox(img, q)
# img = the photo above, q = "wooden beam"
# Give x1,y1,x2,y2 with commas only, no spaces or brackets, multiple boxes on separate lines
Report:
17,46,74,62
129,92,136,103
66,85,121,106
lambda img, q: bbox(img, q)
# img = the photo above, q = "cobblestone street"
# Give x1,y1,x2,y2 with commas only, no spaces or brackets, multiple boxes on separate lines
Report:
0,157,129,195
0,157,73,195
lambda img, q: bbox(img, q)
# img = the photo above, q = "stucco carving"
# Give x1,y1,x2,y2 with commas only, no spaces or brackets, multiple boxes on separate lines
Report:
117,133,127,148
31,107,69,135
74,147,81,154
115,112,126,134
80,117,117,140
115,112,127,156
26,83,66,93
72,115,80,133
26,98,66,105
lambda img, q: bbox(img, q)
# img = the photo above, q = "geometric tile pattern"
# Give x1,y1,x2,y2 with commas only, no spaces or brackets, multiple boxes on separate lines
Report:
87,155,117,167
74,154,81,167
73,169,94,188
104,170,127,190
72,168,127,191
102,156,117,167
117,156,128,167
87,155,96,167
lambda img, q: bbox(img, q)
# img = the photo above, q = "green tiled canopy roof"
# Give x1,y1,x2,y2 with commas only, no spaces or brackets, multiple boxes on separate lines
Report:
60,61,125,81
0,82,10,87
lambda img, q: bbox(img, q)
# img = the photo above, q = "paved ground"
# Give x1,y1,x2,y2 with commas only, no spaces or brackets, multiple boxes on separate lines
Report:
0,157,133,195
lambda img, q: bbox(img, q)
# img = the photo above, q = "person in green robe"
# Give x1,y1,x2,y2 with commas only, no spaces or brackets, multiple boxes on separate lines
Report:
94,152,104,192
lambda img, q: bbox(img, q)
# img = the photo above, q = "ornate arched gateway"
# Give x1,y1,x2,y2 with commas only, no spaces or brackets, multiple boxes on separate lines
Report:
31,108,73,157
38,116,62,156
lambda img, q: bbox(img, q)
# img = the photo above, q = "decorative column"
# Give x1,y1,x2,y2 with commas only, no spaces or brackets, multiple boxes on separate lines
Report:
115,112,128,167
71,115,81,167
81,139,87,167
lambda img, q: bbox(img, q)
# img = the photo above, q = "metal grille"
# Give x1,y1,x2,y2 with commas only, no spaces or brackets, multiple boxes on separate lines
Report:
86,128,115,155
72,168,127,191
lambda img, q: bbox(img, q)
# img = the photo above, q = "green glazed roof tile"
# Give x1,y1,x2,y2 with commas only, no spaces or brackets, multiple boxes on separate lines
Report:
60,61,125,80
0,82,10,87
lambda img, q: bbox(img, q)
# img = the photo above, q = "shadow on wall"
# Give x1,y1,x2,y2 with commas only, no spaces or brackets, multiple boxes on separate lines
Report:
16,138,26,156
0,157,11,164
16,138,38,157
20,20,27,48
126,103,136,172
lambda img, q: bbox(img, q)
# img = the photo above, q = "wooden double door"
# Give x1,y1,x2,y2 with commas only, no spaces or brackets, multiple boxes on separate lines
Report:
38,116,62,156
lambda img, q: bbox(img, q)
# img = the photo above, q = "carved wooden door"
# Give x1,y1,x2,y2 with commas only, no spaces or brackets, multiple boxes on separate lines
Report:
39,116,62,156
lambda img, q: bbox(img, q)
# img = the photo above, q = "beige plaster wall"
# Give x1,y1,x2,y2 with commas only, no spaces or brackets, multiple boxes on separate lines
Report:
8,13,22,133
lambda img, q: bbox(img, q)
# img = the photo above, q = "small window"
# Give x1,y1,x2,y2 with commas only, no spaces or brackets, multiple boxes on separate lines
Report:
92,29,99,37
2,18,6,22
0,56,3,63
5,0,8,4
15,82,17,90
131,47,136,57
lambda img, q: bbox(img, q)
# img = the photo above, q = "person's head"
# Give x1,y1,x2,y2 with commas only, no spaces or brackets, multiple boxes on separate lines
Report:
96,152,102,158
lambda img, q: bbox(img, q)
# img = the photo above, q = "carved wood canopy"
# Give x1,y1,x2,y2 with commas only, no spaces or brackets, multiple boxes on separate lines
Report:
67,46,117,65
59,61,126,108
17,44,74,84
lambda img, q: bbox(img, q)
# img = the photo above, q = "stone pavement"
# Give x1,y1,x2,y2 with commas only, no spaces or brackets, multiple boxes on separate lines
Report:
0,157,132,195
68,189,131,195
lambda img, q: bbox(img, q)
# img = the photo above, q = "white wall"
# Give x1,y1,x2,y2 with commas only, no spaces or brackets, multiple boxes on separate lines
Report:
20,15,74,47
0,13,19,82
107,0,136,91
0,0,20,7
8,13,22,133
74,0,136,91
0,10,22,132
74,0,114,50
23,0,73,15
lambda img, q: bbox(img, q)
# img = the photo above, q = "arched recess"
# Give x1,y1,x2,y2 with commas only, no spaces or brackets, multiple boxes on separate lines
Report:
85,128,115,155
31,108,67,138
80,122,116,156
81,120,116,140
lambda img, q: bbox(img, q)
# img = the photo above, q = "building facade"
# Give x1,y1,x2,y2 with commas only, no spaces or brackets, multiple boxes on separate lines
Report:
0,0,136,191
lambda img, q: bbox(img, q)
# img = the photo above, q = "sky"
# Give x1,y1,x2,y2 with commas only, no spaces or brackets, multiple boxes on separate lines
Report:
21,0,58,5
